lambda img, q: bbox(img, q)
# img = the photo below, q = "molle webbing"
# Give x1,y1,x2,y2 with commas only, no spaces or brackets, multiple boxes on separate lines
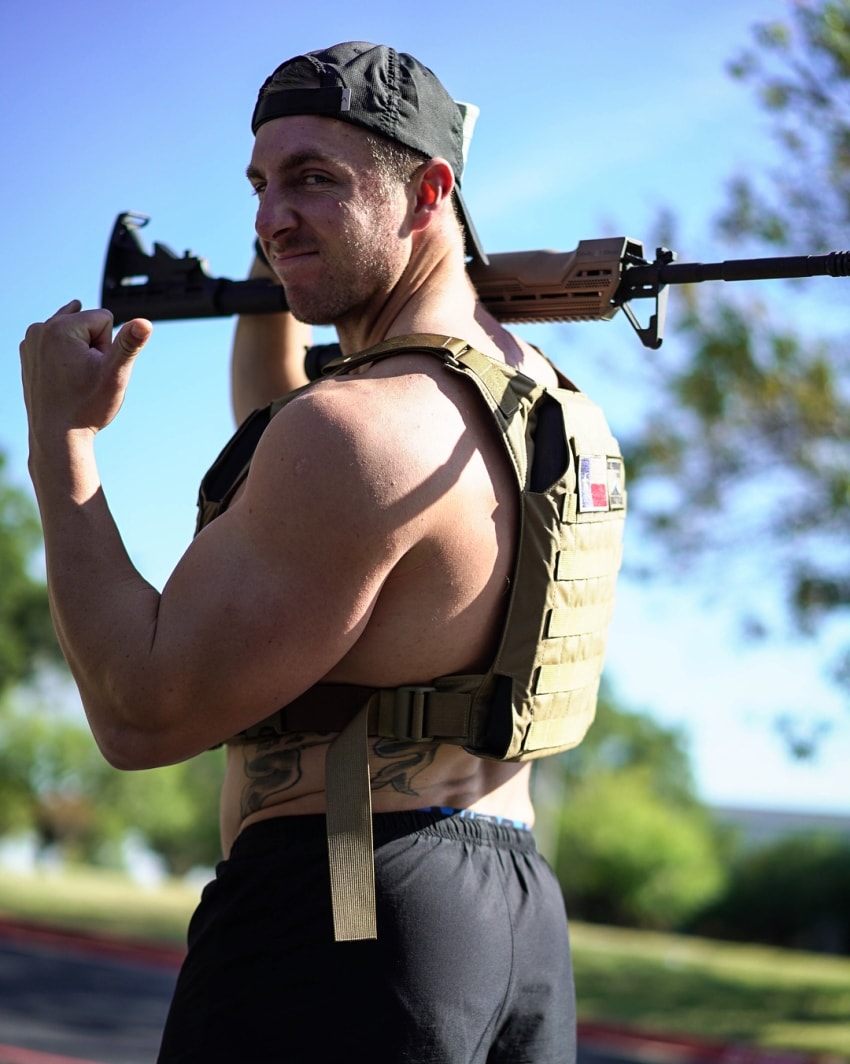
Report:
195,334,625,941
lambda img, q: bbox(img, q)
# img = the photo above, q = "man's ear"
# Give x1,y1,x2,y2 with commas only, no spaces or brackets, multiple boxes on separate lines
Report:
409,159,455,232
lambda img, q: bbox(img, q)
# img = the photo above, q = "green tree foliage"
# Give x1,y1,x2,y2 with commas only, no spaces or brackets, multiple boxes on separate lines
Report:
555,768,725,930
621,1,850,726
0,704,127,860
0,452,63,698
719,0,850,250
691,832,850,954
538,686,727,931
116,750,225,877
556,683,698,806
0,699,224,873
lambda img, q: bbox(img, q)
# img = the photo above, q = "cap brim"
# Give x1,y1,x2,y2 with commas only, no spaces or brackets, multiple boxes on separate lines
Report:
455,188,489,268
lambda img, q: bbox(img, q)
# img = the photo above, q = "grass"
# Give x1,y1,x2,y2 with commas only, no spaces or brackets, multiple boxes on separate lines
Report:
1,866,849,1058
571,922,850,1058
0,864,198,947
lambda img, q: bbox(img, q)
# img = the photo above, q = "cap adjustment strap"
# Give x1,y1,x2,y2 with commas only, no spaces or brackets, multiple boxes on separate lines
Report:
252,86,351,132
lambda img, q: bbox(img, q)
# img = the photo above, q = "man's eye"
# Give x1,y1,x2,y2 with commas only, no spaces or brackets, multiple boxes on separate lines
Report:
250,184,266,198
303,173,331,186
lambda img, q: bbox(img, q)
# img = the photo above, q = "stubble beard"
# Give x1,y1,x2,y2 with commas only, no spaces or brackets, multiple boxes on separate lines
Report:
284,212,405,328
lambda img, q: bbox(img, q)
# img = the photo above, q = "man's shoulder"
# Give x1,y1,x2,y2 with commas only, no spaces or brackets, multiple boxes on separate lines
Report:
286,348,473,427
254,368,452,499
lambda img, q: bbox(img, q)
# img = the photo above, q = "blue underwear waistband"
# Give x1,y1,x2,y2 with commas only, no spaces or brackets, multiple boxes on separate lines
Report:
417,806,531,831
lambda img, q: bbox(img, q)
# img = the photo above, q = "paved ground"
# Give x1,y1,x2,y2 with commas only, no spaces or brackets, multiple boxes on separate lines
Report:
0,922,178,1063
0,921,824,1064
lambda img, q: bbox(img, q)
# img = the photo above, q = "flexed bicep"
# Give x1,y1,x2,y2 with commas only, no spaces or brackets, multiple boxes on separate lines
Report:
141,385,408,760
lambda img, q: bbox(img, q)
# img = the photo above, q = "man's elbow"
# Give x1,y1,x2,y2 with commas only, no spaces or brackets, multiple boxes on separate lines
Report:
91,707,194,772
84,665,206,770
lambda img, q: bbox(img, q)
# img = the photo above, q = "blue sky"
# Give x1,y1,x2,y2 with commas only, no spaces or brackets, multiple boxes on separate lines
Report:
3,0,848,815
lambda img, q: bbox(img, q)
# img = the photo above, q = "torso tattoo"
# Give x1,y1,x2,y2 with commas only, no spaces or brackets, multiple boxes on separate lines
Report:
239,734,439,819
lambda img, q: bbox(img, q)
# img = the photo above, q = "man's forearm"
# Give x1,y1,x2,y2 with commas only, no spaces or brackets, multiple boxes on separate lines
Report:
230,254,313,424
28,432,163,764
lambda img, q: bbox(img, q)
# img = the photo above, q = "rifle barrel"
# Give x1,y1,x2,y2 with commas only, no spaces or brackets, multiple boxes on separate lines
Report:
626,250,850,289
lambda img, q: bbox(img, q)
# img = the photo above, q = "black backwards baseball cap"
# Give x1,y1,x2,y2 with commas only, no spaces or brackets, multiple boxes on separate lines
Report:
251,41,489,267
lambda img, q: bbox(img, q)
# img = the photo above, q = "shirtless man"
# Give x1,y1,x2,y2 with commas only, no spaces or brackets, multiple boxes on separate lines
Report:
19,42,613,1063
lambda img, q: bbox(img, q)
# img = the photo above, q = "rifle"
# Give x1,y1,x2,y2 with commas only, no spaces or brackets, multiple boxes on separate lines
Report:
101,211,850,350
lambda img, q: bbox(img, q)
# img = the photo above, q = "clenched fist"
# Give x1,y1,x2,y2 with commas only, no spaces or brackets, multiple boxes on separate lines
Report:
20,300,153,442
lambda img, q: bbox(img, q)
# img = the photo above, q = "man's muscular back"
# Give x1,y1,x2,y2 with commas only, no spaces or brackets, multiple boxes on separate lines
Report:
218,345,558,852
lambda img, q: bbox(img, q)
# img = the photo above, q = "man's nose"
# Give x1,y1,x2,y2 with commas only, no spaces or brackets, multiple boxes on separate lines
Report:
255,191,297,243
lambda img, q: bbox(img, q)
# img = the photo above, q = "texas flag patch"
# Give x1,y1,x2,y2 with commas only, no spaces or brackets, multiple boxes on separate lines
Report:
577,454,626,512
578,455,609,512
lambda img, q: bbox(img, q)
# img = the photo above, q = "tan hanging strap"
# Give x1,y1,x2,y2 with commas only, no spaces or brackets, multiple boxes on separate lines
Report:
321,684,475,941
324,702,377,941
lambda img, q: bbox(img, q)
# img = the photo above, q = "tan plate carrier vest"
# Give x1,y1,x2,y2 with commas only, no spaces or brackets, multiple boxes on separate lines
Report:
195,334,626,941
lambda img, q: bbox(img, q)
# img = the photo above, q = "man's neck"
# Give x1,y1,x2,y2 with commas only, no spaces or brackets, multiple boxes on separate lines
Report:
335,242,477,356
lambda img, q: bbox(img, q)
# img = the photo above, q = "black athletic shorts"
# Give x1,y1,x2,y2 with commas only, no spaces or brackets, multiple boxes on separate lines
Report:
157,810,575,1063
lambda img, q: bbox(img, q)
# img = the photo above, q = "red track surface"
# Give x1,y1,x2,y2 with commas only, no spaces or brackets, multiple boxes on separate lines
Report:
0,1047,103,1064
0,917,184,969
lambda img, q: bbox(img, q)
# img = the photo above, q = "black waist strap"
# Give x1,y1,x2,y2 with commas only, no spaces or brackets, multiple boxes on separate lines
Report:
234,683,474,745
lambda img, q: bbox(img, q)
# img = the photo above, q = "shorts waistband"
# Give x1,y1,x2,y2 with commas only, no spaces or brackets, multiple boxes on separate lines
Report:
232,809,537,858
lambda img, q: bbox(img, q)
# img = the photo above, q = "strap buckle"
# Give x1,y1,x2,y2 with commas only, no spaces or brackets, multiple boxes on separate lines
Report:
393,686,437,741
